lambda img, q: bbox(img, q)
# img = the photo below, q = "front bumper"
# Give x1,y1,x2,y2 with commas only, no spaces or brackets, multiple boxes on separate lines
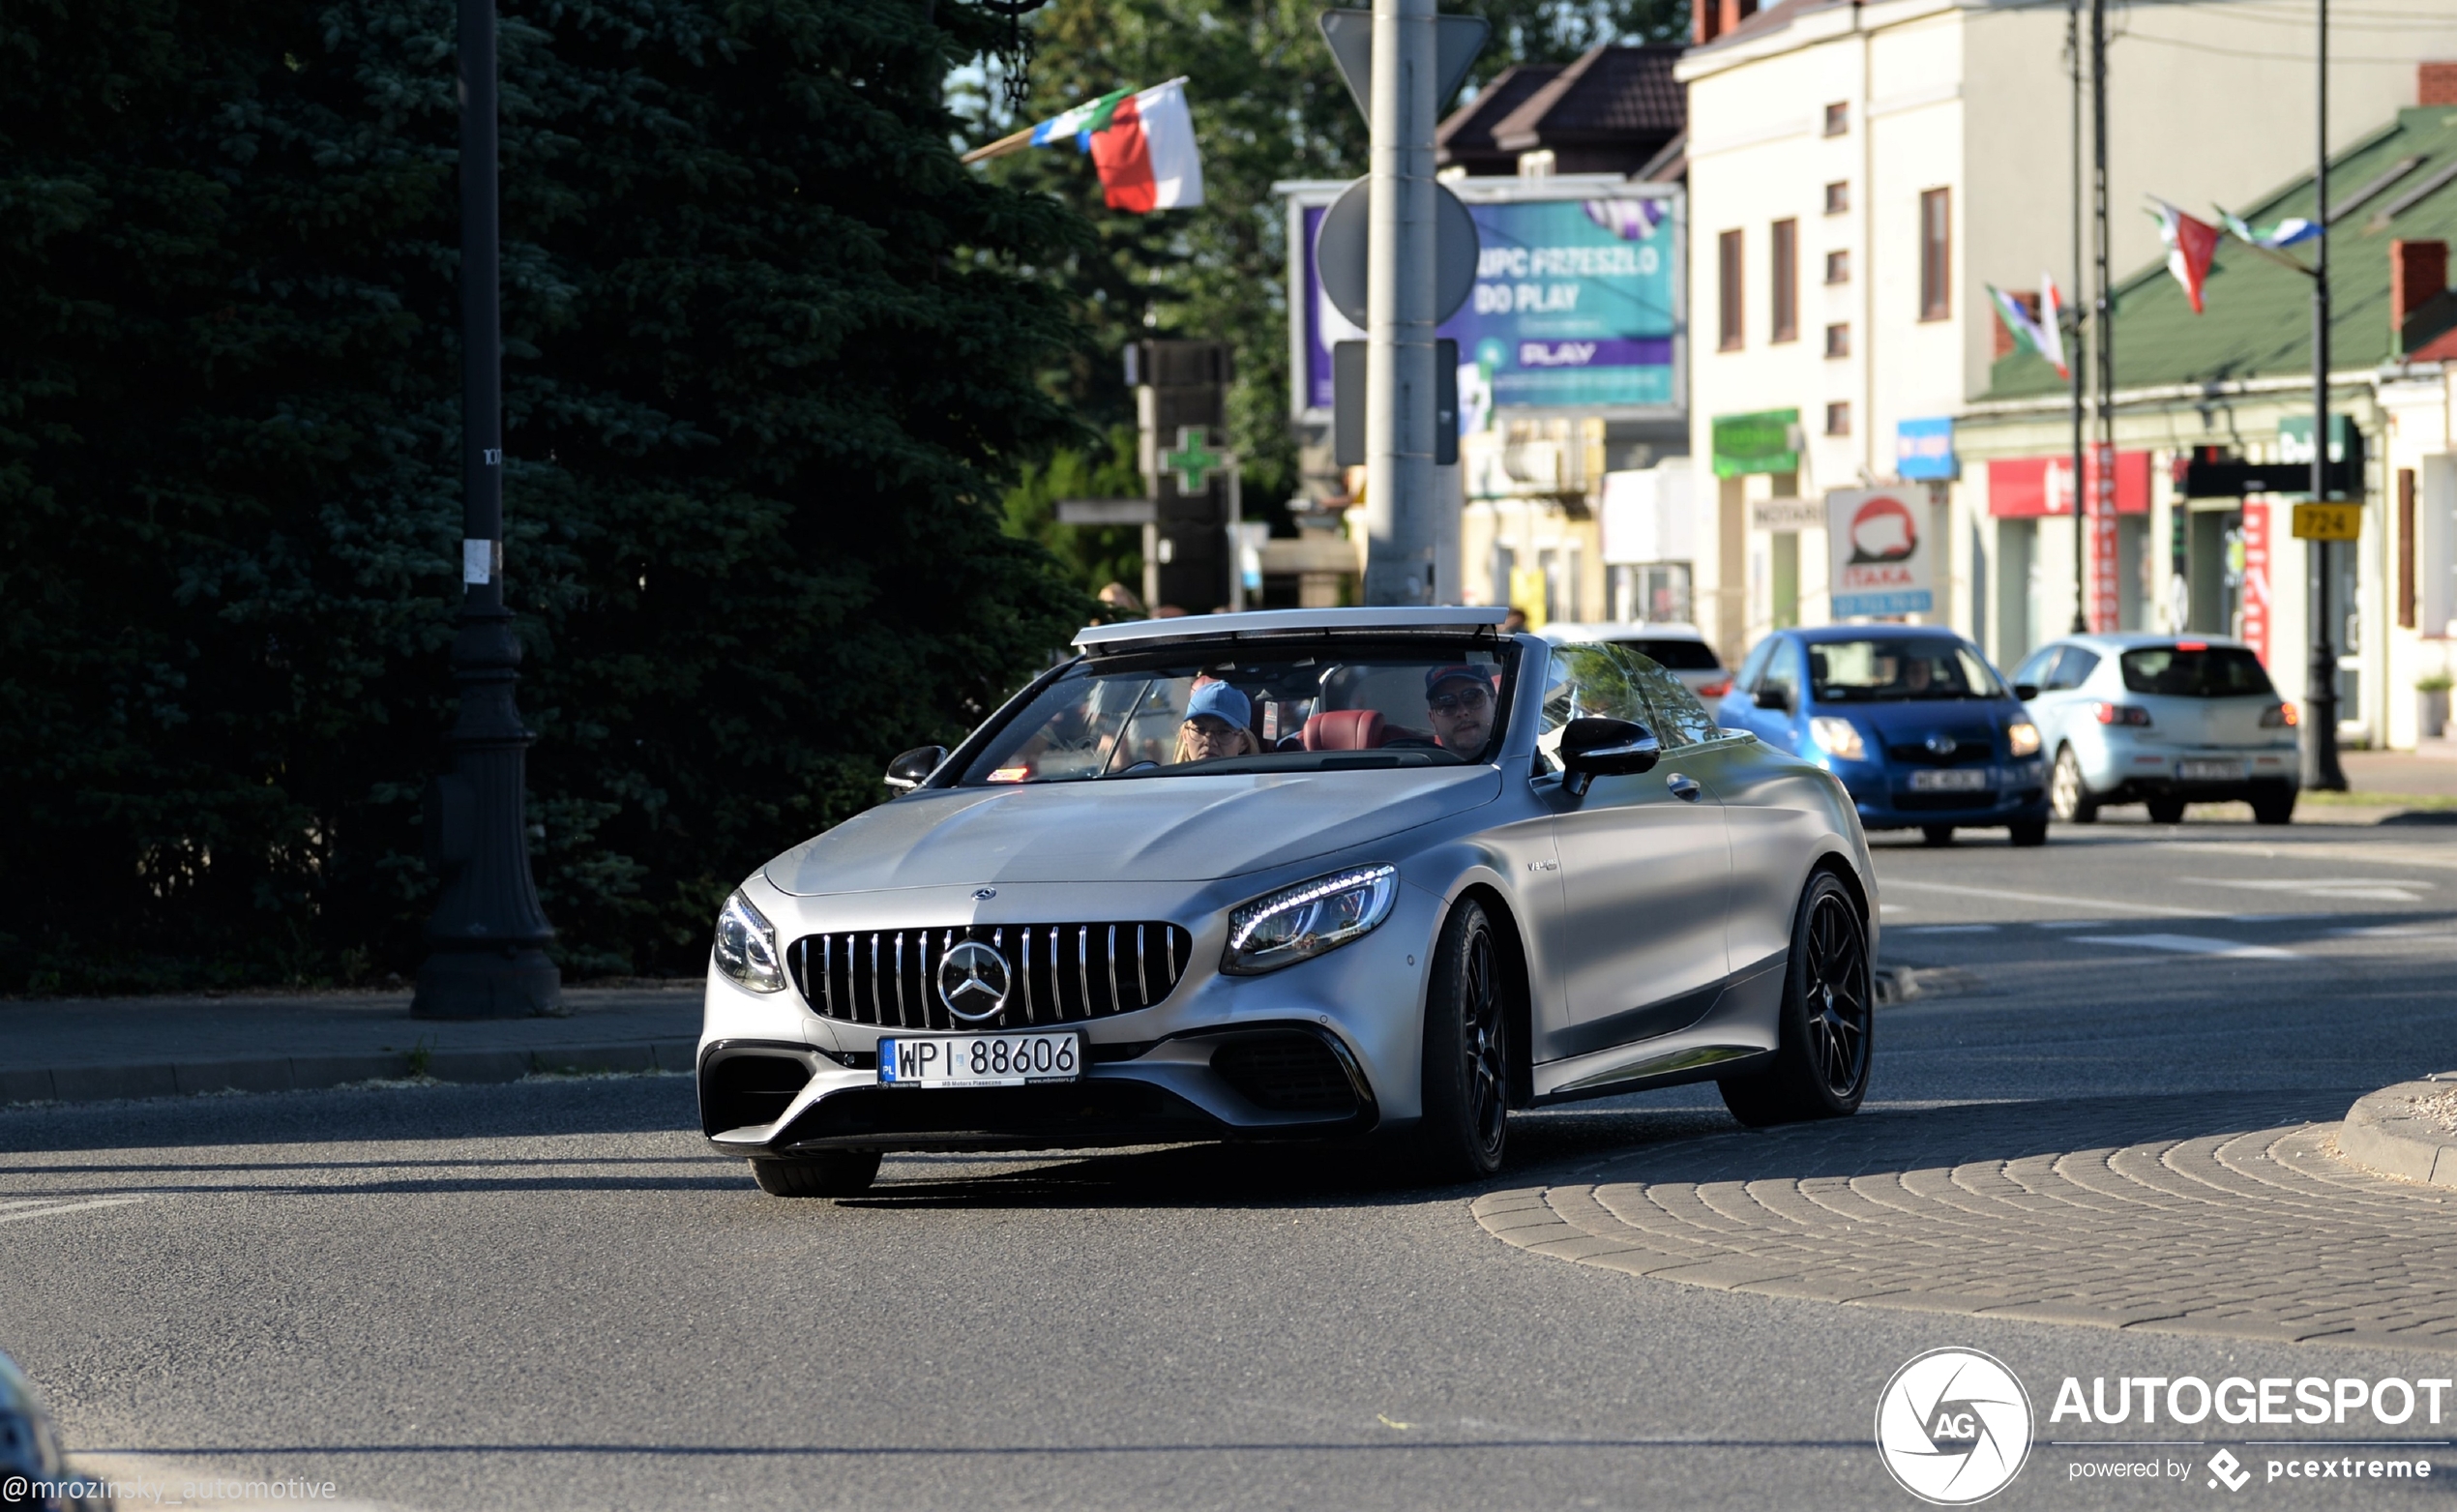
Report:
696,875,1442,1156
1836,759,2050,830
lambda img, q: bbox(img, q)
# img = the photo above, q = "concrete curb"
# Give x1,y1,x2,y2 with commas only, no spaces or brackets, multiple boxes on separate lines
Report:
2334,1073,2457,1187
1,1040,698,1107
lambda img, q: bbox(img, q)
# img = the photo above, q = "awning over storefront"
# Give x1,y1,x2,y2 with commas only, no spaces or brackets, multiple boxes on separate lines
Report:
1987,452,2150,517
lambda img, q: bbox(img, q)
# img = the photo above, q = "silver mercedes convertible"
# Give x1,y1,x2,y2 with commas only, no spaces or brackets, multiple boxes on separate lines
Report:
697,607,1878,1196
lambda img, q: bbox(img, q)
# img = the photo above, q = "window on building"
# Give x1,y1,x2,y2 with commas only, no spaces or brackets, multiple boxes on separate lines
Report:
1825,322,1850,358
1825,401,1851,435
1769,220,1798,342
1718,229,1744,350
1919,188,1951,321
1824,249,1850,284
1824,181,1850,215
1823,102,1849,137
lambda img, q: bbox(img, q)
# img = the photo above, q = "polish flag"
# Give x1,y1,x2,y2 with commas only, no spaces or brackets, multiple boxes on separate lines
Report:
2148,198,2221,313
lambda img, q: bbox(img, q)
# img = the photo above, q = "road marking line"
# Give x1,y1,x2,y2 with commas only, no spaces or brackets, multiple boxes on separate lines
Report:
1896,925,2000,934
2070,934,2305,960
0,1197,147,1224
2181,876,2429,902
1882,879,2219,918
2334,925,2443,938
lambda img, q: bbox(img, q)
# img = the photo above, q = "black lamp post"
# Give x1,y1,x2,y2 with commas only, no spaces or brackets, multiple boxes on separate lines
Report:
413,0,562,1019
2300,0,2348,791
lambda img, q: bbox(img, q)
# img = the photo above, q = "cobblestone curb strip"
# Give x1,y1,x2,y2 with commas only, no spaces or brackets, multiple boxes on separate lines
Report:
1474,1091,2457,1352
2336,1075,2457,1188
0,1040,697,1107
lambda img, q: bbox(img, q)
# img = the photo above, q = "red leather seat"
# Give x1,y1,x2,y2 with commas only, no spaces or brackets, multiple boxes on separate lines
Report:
1302,710,1385,751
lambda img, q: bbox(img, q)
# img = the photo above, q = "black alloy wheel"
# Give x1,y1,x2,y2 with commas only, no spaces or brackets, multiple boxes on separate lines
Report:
1414,897,1510,1179
750,1149,881,1198
1719,873,1873,1127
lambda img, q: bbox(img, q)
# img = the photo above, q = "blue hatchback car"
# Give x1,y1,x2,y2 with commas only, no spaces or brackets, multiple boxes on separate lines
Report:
1716,625,2052,846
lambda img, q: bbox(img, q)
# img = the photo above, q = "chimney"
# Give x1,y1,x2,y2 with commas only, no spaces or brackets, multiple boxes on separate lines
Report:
2423,63,2457,107
2393,241,2448,325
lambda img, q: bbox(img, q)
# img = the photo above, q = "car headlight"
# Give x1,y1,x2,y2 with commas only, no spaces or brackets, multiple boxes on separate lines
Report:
1223,865,1399,976
712,889,786,993
2007,721,2041,757
1809,717,1866,761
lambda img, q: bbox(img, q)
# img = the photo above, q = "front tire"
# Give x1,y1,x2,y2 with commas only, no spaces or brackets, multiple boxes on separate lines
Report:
750,1150,881,1198
1719,873,1873,1127
2051,745,2099,823
1412,897,1509,1180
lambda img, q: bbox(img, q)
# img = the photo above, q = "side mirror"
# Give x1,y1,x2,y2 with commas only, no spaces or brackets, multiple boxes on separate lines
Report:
1559,717,1660,798
884,745,947,792
1754,684,1792,712
2013,682,2040,701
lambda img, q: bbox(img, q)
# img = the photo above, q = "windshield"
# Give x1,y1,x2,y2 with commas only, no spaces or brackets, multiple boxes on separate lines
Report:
2119,645,2275,697
1808,638,2004,702
1609,637,1722,670
957,640,1517,785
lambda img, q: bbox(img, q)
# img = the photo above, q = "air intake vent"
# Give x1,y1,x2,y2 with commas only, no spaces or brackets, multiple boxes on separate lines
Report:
786,923,1192,1032
1210,1033,1359,1115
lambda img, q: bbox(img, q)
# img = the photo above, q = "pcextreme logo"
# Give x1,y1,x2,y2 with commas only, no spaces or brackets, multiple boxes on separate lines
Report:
1876,1349,2035,1504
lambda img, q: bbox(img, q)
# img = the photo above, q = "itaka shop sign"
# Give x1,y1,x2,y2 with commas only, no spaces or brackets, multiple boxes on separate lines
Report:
1986,453,2150,517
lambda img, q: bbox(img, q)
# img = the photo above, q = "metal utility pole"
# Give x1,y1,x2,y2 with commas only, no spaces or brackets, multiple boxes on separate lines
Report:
1361,0,1438,605
2088,0,2114,635
2067,0,2088,634
2303,0,2347,788
415,0,561,1019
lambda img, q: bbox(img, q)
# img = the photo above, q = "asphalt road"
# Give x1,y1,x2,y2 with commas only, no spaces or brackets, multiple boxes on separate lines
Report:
6,814,2457,1511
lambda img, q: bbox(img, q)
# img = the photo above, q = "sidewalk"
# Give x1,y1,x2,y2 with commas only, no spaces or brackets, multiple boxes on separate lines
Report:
0,984,702,1105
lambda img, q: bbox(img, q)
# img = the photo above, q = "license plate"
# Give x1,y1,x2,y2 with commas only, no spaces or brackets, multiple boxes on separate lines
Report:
876,1033,1082,1088
2179,759,2244,782
1909,768,1990,791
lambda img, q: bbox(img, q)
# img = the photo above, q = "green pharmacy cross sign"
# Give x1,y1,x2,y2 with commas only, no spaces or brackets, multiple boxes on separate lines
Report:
1163,427,1231,493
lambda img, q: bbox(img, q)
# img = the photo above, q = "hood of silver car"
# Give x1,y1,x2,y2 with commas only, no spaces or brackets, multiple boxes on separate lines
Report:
764,767,1503,895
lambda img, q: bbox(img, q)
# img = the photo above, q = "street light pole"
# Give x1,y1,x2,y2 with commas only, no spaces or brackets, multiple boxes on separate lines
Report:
2088,0,2114,637
2068,0,2087,634
1361,0,1437,606
2301,0,2347,790
414,0,562,1018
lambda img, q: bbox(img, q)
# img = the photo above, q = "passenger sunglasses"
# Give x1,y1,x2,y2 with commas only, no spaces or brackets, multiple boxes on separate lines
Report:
1428,686,1492,713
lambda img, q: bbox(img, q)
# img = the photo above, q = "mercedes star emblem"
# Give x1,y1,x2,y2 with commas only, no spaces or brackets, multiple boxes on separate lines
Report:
936,939,1012,1023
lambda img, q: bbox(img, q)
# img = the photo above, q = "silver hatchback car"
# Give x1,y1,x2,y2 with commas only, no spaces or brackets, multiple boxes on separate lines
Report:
2011,633,2299,825
697,608,1879,1197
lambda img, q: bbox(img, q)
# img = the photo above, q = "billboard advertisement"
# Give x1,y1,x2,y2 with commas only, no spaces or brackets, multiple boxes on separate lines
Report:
1297,191,1680,417
1827,488,1936,618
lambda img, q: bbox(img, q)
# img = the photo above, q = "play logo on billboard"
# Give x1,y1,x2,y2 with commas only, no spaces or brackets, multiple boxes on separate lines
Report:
1828,488,1936,617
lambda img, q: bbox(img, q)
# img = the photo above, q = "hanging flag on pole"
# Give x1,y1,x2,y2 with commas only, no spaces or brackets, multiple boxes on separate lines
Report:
960,78,1204,214
2217,208,2320,252
1988,283,2068,379
2147,197,2221,313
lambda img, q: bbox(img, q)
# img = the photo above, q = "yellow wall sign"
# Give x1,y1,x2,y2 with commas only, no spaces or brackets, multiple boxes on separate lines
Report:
2292,503,2361,541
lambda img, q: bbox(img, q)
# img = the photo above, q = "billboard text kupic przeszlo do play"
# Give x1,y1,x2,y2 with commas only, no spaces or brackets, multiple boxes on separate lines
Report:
1303,195,1679,416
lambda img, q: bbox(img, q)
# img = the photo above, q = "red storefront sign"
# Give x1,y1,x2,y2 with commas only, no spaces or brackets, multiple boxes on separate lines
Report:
1985,452,2151,518
2238,501,2270,663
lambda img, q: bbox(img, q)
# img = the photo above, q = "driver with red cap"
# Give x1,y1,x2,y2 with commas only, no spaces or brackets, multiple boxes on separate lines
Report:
1423,664,1498,754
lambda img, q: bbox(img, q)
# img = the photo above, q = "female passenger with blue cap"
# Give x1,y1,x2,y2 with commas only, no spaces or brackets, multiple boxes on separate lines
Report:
1172,680,1259,764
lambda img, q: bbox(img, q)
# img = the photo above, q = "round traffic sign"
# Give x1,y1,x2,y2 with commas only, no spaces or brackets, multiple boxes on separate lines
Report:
1314,177,1480,329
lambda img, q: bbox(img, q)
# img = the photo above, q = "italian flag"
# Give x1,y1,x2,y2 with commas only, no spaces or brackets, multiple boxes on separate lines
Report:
962,78,1205,214
2148,197,2221,314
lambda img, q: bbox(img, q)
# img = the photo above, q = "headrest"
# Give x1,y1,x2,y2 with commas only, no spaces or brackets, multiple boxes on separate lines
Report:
1301,709,1385,751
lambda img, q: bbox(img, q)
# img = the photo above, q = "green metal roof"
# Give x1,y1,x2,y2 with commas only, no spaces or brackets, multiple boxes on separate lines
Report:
1983,106,2457,402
